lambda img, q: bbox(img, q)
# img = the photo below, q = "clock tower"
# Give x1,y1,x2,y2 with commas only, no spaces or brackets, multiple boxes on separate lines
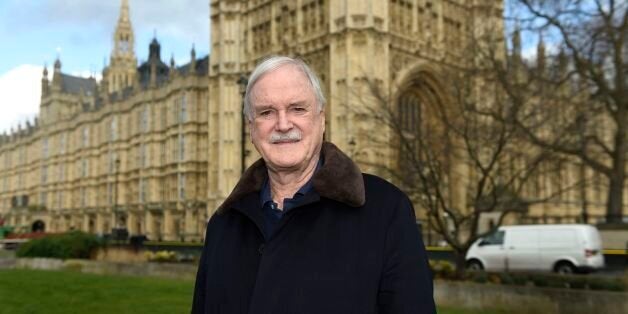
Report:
105,0,137,94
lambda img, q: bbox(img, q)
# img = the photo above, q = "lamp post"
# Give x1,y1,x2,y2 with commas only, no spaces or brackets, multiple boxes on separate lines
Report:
113,158,121,228
577,115,589,223
237,75,249,175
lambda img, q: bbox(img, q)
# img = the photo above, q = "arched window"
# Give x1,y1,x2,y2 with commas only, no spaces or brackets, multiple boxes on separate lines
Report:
396,78,446,188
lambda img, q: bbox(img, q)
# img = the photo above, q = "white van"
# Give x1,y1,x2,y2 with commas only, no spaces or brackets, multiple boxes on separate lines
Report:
465,224,605,274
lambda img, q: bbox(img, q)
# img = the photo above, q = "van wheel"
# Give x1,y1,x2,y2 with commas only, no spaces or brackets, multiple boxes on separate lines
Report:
554,261,576,274
466,259,484,271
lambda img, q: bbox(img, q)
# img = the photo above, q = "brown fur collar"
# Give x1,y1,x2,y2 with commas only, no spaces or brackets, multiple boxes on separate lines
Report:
216,142,365,213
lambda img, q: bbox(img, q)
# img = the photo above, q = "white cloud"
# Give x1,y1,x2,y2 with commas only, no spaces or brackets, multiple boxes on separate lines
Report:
0,65,42,133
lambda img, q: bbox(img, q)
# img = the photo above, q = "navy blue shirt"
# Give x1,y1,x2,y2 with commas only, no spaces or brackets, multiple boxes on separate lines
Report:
259,161,321,239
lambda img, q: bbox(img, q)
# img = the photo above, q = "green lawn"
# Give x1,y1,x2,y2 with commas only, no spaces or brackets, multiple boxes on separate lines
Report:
0,269,194,314
0,268,502,314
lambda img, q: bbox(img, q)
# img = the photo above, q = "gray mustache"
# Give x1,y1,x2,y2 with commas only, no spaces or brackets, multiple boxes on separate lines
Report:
269,131,302,143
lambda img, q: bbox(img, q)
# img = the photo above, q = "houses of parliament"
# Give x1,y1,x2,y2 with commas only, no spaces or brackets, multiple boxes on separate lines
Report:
0,0,622,242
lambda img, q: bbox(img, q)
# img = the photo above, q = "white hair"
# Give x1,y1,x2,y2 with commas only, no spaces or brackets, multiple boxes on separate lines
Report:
243,56,326,121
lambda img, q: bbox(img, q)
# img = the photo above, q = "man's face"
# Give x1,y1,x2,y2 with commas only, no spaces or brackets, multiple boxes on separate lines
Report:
249,65,325,172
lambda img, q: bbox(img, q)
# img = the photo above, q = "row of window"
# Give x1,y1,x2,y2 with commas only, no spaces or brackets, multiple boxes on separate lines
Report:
2,133,191,194
1,94,192,169
34,174,188,209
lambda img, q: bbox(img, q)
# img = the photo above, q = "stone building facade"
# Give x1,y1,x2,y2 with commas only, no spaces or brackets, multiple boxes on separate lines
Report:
0,0,208,242
207,0,505,215
0,0,624,243
207,0,624,230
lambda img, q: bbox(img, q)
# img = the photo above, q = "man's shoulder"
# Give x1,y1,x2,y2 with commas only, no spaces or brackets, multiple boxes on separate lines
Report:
361,173,408,200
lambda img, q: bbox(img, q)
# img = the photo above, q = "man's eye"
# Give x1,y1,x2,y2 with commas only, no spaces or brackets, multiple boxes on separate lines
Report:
259,110,271,116
292,107,306,112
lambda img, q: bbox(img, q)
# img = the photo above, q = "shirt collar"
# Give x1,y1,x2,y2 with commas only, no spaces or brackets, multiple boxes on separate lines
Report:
260,158,323,207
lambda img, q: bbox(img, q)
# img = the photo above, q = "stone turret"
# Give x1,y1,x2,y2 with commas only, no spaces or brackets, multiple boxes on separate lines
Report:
106,0,138,93
51,58,63,91
536,33,546,75
170,54,178,78
188,45,196,75
41,65,50,97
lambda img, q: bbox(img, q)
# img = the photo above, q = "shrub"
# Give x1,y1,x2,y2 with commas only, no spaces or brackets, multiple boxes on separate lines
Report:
587,276,625,291
16,231,103,259
470,271,489,283
145,250,177,263
492,272,625,292
428,260,456,279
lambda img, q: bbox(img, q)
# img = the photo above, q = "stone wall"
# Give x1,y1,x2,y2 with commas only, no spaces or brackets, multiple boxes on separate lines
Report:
6,257,198,281
435,280,628,314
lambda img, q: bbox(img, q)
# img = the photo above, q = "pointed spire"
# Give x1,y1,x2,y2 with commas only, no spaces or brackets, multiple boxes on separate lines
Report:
170,54,178,78
108,0,137,94
512,24,521,57
119,0,130,23
112,0,135,56
52,57,63,91
42,64,50,97
510,24,523,81
537,32,546,73
188,44,197,74
54,57,62,72
556,46,570,95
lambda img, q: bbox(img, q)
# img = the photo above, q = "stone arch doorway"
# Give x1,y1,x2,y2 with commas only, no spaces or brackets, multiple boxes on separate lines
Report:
32,220,45,232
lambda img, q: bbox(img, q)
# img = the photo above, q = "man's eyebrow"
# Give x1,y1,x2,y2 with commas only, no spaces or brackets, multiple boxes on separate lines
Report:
254,105,274,111
288,101,310,107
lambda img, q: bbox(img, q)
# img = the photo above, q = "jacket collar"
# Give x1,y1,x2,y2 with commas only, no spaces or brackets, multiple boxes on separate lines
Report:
216,142,365,214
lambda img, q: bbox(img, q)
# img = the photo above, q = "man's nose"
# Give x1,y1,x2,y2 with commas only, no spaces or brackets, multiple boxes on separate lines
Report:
275,110,293,131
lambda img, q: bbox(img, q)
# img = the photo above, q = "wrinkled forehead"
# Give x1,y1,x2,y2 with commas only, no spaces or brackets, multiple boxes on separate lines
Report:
250,65,315,103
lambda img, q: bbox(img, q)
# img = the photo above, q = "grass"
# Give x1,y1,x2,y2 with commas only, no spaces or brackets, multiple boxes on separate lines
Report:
0,269,194,314
438,308,510,314
0,268,505,314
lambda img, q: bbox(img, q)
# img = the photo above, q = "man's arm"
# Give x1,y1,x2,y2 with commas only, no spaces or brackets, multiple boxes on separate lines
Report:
377,195,436,314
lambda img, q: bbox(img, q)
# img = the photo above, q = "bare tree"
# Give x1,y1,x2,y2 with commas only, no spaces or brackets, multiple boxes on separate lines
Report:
496,0,628,223
348,67,566,274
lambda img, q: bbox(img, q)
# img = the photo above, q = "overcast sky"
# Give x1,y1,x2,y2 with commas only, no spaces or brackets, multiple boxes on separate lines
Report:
0,0,209,133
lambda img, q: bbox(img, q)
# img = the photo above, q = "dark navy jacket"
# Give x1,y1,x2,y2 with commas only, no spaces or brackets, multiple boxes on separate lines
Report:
192,142,435,314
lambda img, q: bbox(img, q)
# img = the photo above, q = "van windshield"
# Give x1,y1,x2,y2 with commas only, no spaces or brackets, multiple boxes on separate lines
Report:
480,230,504,245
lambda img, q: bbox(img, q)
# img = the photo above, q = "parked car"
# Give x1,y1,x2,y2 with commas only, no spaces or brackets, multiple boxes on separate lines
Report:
465,224,605,274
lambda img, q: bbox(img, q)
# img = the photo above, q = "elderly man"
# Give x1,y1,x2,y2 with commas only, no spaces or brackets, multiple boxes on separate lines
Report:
192,56,435,314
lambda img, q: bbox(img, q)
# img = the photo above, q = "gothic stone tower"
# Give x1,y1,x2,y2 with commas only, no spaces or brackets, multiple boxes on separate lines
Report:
207,0,504,216
106,0,137,94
